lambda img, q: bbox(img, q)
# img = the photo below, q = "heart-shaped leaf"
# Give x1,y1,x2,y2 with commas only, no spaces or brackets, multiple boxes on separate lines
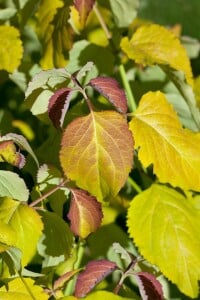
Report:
75,259,117,297
48,88,73,128
89,77,128,113
68,189,103,239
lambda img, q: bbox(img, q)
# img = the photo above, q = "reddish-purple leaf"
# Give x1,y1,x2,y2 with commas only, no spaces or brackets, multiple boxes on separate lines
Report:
75,259,117,298
68,189,103,239
48,88,73,128
134,272,164,300
74,0,95,26
89,76,128,113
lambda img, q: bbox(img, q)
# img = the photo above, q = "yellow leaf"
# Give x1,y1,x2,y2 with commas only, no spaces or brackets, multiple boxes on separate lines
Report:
127,184,200,298
129,91,200,191
0,277,48,300
0,220,16,253
0,25,23,73
120,24,193,87
194,76,200,108
36,0,72,69
0,198,43,266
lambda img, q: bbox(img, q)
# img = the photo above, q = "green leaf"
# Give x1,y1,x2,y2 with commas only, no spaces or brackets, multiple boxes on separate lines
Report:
0,25,23,73
39,211,73,258
25,69,70,122
0,277,48,300
129,91,200,191
127,184,200,298
0,171,29,202
60,111,134,201
120,24,193,87
0,198,43,266
109,0,139,28
0,8,17,21
0,221,17,253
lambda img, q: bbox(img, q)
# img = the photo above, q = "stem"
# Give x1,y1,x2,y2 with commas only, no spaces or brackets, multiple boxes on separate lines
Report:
29,179,68,207
128,176,142,193
64,241,85,296
20,275,37,300
119,64,137,112
93,4,112,40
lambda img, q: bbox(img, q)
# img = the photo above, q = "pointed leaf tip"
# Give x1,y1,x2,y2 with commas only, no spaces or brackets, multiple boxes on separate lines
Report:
75,259,117,297
135,272,164,300
89,76,128,113
74,0,95,27
68,189,103,239
48,88,73,128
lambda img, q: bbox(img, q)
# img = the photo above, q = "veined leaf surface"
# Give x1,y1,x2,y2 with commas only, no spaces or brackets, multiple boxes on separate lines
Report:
129,91,200,191
127,184,200,298
0,198,43,266
0,25,23,73
121,24,193,86
0,277,48,300
60,111,134,201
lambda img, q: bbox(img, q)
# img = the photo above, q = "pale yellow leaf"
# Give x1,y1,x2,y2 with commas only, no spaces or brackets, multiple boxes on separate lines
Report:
127,184,200,298
0,277,48,300
129,91,200,191
0,25,23,73
0,198,43,266
0,220,16,253
121,24,193,86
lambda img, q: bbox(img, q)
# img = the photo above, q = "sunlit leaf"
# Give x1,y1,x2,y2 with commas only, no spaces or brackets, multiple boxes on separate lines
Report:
68,189,103,238
112,242,132,265
0,197,43,266
134,272,164,300
0,133,38,167
48,88,73,128
0,221,16,253
127,184,200,298
12,120,35,141
60,111,134,201
129,91,200,191
121,24,193,86
74,259,117,297
89,77,128,113
53,269,80,290
0,171,29,202
0,141,25,169
84,291,134,299
109,0,139,28
73,0,95,27
0,277,48,300
36,0,72,69
0,25,23,73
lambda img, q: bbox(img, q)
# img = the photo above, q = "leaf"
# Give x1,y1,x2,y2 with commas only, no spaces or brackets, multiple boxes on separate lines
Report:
89,77,128,113
39,211,73,258
53,269,80,290
60,111,134,201
73,0,95,27
112,242,132,265
0,8,17,21
0,171,29,202
0,25,23,73
109,0,139,28
68,189,103,239
0,197,43,266
75,61,94,82
129,91,200,191
0,140,25,169
36,0,72,69
0,221,17,253
84,291,134,300
74,259,117,297
48,88,73,128
120,24,193,86
0,133,39,167
134,272,164,300
0,277,48,300
127,184,200,298
25,68,70,121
